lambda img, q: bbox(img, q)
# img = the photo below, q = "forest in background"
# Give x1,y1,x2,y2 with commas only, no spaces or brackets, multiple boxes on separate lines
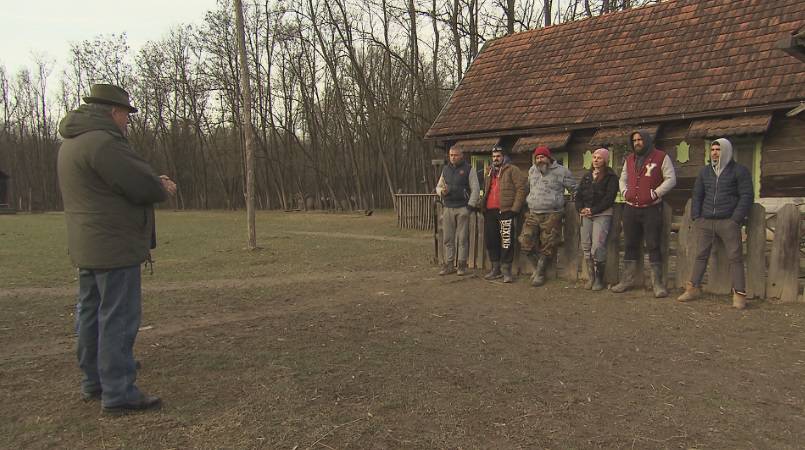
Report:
0,0,652,211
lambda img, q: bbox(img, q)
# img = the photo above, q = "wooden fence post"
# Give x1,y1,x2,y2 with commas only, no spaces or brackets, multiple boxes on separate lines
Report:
561,201,580,281
767,204,801,302
746,203,766,299
676,200,693,289
605,204,622,286
661,202,673,288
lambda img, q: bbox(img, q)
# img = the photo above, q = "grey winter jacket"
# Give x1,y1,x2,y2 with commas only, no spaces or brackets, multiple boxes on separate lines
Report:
525,160,577,213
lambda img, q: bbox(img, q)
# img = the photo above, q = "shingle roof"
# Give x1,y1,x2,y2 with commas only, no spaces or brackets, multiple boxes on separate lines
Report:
425,0,805,140
687,113,772,137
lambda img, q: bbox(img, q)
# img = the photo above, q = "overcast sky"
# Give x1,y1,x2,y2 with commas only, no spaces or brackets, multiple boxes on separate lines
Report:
0,0,221,76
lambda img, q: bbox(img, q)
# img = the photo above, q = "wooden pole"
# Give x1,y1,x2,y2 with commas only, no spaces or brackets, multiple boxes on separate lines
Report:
234,0,257,250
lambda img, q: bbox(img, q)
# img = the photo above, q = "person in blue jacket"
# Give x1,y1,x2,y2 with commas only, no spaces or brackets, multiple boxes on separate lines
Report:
677,138,754,309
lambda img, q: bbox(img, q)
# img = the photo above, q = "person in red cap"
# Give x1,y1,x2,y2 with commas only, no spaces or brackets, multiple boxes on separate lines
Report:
519,146,577,287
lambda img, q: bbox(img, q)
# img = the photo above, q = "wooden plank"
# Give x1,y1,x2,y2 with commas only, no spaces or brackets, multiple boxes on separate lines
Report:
468,210,479,269
766,204,801,302
561,201,580,281
746,203,766,299
676,200,693,289
661,202,673,289
605,204,622,286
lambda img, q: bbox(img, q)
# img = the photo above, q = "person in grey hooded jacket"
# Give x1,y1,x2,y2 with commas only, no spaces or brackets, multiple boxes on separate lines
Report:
677,138,754,309
518,146,577,287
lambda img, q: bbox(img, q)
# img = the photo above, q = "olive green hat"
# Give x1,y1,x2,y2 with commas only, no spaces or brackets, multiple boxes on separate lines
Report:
83,83,138,113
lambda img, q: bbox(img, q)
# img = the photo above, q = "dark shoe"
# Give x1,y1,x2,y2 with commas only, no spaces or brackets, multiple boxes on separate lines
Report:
501,263,513,283
531,254,548,287
650,263,668,298
592,261,606,291
611,260,637,293
81,390,102,402
484,262,502,280
438,263,456,276
102,393,162,416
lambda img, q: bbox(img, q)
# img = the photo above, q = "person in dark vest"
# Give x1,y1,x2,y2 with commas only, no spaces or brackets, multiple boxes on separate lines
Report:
436,146,480,275
481,146,526,283
677,138,753,309
575,148,619,291
58,84,177,415
611,130,676,297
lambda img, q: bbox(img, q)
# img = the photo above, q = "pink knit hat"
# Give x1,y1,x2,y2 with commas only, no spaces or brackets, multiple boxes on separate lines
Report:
593,148,609,163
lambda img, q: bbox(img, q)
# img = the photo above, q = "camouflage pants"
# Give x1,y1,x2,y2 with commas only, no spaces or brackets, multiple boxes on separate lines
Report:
518,211,563,257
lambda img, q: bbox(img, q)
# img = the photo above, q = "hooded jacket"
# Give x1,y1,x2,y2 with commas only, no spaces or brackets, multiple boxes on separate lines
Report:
619,130,676,207
57,104,166,269
691,138,754,223
525,156,577,214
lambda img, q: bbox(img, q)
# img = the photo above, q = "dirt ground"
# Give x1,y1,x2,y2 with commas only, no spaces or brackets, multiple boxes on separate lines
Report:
2,211,805,449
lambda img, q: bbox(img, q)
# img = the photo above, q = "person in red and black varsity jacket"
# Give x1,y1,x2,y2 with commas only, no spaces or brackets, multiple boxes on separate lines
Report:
611,130,676,297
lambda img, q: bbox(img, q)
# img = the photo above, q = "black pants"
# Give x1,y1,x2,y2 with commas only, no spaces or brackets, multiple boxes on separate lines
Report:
622,204,662,263
485,209,517,264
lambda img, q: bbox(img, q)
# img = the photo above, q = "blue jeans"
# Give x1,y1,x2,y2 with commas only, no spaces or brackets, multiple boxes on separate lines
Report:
76,265,143,407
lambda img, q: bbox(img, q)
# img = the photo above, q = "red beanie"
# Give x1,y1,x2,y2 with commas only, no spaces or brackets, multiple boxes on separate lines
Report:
533,146,552,160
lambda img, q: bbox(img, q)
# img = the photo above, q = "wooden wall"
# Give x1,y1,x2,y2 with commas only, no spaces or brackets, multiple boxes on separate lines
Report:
760,113,805,197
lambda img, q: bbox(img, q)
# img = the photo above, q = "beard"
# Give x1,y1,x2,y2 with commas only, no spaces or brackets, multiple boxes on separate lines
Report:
537,161,549,174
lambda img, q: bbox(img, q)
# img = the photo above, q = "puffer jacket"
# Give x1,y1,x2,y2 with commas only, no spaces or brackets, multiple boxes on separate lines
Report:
482,163,526,213
691,159,754,224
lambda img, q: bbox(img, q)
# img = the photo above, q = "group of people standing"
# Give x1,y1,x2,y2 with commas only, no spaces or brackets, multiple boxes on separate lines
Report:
437,130,754,309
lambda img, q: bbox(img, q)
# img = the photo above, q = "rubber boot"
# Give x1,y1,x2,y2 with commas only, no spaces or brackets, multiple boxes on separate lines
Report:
484,262,502,280
592,261,606,291
676,281,701,302
501,263,514,283
650,263,668,298
456,261,468,276
611,260,637,293
732,289,747,310
583,257,594,290
531,254,547,287
525,252,540,284
439,262,456,276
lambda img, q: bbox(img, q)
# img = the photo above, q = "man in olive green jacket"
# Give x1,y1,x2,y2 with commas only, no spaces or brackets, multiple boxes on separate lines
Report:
58,84,176,415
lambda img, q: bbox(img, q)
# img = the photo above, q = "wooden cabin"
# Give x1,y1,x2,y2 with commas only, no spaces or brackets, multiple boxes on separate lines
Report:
425,0,805,213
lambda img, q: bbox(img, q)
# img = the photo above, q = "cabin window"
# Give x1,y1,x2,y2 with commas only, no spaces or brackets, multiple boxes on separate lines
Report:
471,155,491,197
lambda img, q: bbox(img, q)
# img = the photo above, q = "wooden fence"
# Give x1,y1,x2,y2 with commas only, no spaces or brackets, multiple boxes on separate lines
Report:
394,194,438,231
431,200,804,302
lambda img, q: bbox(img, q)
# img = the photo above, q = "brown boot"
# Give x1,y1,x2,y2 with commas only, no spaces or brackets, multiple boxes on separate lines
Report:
677,282,701,302
732,290,747,310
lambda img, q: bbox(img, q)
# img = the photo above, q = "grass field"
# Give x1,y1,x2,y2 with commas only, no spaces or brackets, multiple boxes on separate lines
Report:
2,210,805,449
